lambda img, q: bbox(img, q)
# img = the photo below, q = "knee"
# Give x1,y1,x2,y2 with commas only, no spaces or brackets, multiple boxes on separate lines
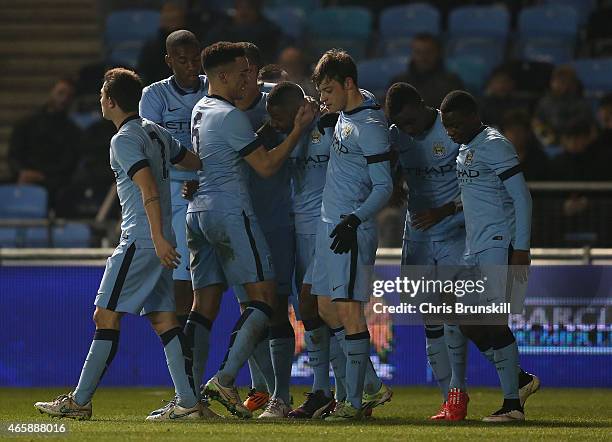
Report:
298,287,318,320
93,307,120,329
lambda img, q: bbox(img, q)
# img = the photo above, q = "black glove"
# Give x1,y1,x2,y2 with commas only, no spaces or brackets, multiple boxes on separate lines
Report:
329,214,361,254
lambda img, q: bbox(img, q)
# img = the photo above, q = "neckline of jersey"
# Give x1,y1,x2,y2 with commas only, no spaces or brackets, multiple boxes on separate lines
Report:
119,114,140,129
170,76,204,96
344,103,381,116
206,94,234,105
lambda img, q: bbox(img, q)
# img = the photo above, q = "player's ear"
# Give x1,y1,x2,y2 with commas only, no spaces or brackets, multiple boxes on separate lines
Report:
164,54,172,69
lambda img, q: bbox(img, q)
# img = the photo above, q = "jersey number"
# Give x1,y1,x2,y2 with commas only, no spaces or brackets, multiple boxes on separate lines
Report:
149,132,169,180
192,112,203,154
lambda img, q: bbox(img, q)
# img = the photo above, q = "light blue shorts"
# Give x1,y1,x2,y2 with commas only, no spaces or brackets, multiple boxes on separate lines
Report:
295,232,316,288
170,181,191,282
463,247,510,305
95,237,174,316
311,220,377,302
401,229,466,266
234,224,295,303
186,210,275,291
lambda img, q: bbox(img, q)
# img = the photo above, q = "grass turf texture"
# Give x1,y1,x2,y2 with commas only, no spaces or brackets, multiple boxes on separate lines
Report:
1,387,610,441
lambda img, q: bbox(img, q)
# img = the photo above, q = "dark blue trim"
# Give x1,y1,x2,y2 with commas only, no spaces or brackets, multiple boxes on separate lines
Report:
170,146,187,164
106,242,136,311
206,94,233,105
498,163,522,181
344,104,381,116
238,136,262,157
118,114,140,129
170,76,205,96
127,159,150,179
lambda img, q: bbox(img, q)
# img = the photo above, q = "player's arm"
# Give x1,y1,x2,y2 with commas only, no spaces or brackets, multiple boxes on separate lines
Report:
139,85,164,123
387,125,408,208
131,167,180,270
242,103,315,177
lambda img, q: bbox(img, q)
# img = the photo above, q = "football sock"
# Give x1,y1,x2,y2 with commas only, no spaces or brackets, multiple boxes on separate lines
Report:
445,324,468,391
344,331,371,409
329,327,347,401
160,327,197,408
494,340,520,401
247,330,274,393
425,325,451,400
334,326,381,395
177,314,189,330
216,301,272,387
184,311,211,398
73,329,119,406
269,321,295,404
303,318,331,397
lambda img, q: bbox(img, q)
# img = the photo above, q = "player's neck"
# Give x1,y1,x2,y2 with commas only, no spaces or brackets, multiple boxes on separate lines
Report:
112,111,138,130
236,84,260,110
344,89,364,113
207,84,235,106
465,123,487,145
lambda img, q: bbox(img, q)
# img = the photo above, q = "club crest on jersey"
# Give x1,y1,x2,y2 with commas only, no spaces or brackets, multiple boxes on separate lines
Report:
432,142,447,157
310,129,321,144
464,150,474,166
341,123,353,138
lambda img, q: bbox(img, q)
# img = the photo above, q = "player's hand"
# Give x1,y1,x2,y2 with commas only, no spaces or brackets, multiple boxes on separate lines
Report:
153,236,181,269
293,102,316,133
329,214,361,254
412,205,453,231
509,249,530,283
181,180,198,201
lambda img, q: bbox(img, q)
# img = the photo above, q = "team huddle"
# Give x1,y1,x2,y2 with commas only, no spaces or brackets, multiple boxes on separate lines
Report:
34,30,540,423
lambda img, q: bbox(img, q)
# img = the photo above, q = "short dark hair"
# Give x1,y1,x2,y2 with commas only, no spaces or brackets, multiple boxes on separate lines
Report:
166,29,200,54
385,82,423,117
103,68,142,113
440,90,479,115
267,81,304,110
312,49,357,87
258,64,286,82
599,92,612,109
201,41,245,74
240,42,262,71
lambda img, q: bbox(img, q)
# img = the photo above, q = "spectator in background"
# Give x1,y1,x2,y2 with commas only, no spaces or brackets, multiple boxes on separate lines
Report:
137,1,188,85
277,46,316,97
205,0,282,64
258,64,289,83
590,94,612,175
8,78,81,208
388,33,463,108
499,109,549,181
532,65,593,148
549,118,602,181
480,66,527,129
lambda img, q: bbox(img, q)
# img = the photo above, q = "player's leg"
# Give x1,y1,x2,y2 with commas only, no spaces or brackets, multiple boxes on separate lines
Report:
203,211,275,418
171,196,193,329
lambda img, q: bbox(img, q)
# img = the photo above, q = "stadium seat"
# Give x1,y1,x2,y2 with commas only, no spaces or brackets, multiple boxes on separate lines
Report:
380,38,412,58
518,5,578,42
108,41,146,69
53,223,91,248
449,38,504,67
544,0,596,25
448,5,510,40
23,227,49,248
263,7,305,40
446,55,493,94
266,0,320,11
0,227,18,248
378,3,439,57
208,0,234,12
0,185,47,219
521,40,574,64
306,7,372,60
104,9,160,52
571,58,612,98
357,57,408,99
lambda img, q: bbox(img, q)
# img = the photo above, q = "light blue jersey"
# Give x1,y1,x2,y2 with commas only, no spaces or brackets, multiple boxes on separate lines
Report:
139,75,208,182
243,83,293,231
390,111,464,241
110,115,186,241
290,115,335,234
188,95,259,215
322,91,393,228
457,126,532,255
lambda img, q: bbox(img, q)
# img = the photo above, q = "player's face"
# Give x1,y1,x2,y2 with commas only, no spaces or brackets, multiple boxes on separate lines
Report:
224,56,250,101
441,111,473,145
390,104,425,137
268,104,297,133
166,45,201,88
99,85,113,120
317,77,347,113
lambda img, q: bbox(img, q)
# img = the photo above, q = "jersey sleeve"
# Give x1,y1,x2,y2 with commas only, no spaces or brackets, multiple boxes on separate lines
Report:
354,118,393,222
158,126,187,165
480,137,521,178
221,109,261,157
111,133,149,179
139,85,164,123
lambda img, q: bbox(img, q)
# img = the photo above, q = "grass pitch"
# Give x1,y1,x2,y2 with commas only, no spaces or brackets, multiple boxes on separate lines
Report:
0,386,610,441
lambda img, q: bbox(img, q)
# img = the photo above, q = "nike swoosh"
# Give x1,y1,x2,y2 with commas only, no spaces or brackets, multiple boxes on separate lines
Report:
168,107,181,112
448,344,465,349
486,298,496,302
169,410,196,419
427,352,440,357
332,285,344,291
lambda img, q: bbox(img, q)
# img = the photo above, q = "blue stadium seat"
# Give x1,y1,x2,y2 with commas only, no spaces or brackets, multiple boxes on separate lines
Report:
53,223,91,248
0,227,18,248
0,185,47,219
104,9,160,50
24,227,49,248
378,3,439,57
357,57,408,98
306,7,372,60
518,5,578,41
544,0,596,25
208,0,234,12
266,0,320,11
263,7,305,40
449,38,504,67
380,38,412,58
448,5,510,40
446,55,493,94
108,41,146,69
572,58,612,98
521,40,574,64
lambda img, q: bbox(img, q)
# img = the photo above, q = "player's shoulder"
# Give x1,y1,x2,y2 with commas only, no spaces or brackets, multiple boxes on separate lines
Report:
142,76,173,97
479,126,512,150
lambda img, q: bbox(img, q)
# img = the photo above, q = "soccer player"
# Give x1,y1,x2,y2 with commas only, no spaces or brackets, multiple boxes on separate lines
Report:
385,82,470,421
263,81,347,419
310,49,394,420
440,90,540,422
34,68,203,421
188,42,313,418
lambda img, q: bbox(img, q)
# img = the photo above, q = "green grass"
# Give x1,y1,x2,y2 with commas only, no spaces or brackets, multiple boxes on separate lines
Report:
1,387,610,441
